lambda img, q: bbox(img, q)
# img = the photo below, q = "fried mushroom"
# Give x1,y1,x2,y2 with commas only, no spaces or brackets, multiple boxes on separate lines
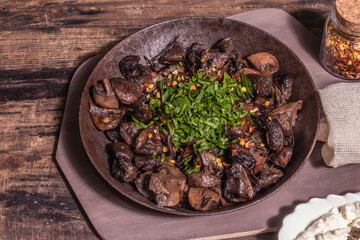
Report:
92,78,119,109
148,164,187,207
135,171,154,200
135,126,164,155
89,102,126,131
188,187,221,211
111,78,144,105
223,163,254,202
247,52,279,74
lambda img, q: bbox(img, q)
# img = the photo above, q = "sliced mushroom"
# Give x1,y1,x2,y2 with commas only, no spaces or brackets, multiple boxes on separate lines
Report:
111,78,144,105
119,121,138,146
148,164,187,207
247,52,279,74
274,75,294,107
223,163,254,202
269,100,303,135
258,165,283,188
135,126,164,155
92,78,119,109
134,154,161,171
188,187,221,211
89,102,126,131
135,171,154,200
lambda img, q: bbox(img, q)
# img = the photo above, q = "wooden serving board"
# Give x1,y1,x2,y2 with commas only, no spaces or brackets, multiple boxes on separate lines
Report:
55,8,360,240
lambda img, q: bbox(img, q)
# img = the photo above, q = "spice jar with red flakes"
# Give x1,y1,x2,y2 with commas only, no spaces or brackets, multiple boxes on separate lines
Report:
320,0,360,79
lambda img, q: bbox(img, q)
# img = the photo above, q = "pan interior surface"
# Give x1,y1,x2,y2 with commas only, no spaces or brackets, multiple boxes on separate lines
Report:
79,17,320,216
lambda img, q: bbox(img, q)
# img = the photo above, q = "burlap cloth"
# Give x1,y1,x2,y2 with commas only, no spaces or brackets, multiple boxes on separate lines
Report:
318,82,360,167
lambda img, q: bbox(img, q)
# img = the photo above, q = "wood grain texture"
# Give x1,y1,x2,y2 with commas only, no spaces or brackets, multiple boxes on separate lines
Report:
0,0,333,239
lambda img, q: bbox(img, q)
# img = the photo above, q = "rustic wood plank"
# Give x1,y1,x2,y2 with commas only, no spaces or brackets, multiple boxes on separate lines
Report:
0,0,334,239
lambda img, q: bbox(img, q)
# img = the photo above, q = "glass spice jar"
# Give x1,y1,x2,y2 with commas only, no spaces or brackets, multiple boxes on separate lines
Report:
320,1,360,80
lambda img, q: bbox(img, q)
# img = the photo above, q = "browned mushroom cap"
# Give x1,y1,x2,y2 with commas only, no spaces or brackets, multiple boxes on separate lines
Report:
111,78,144,105
258,164,283,188
247,52,279,74
89,102,126,131
148,164,187,207
129,101,153,123
247,73,273,97
188,187,221,211
135,126,164,155
266,119,285,151
92,78,119,109
110,157,138,182
229,143,256,170
119,55,141,79
107,142,134,162
187,171,220,188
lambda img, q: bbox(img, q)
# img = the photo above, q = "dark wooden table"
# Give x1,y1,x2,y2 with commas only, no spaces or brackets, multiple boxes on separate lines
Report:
0,1,333,239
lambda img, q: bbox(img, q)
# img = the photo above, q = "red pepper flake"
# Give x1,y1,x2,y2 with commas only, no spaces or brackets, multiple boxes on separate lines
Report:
249,126,254,133
166,82,171,87
231,149,237,156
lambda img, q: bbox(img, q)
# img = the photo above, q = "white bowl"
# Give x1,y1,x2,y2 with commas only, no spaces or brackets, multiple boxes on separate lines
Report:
278,192,360,240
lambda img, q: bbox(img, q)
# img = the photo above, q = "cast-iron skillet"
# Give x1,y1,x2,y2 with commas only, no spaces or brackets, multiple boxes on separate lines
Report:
79,17,320,216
